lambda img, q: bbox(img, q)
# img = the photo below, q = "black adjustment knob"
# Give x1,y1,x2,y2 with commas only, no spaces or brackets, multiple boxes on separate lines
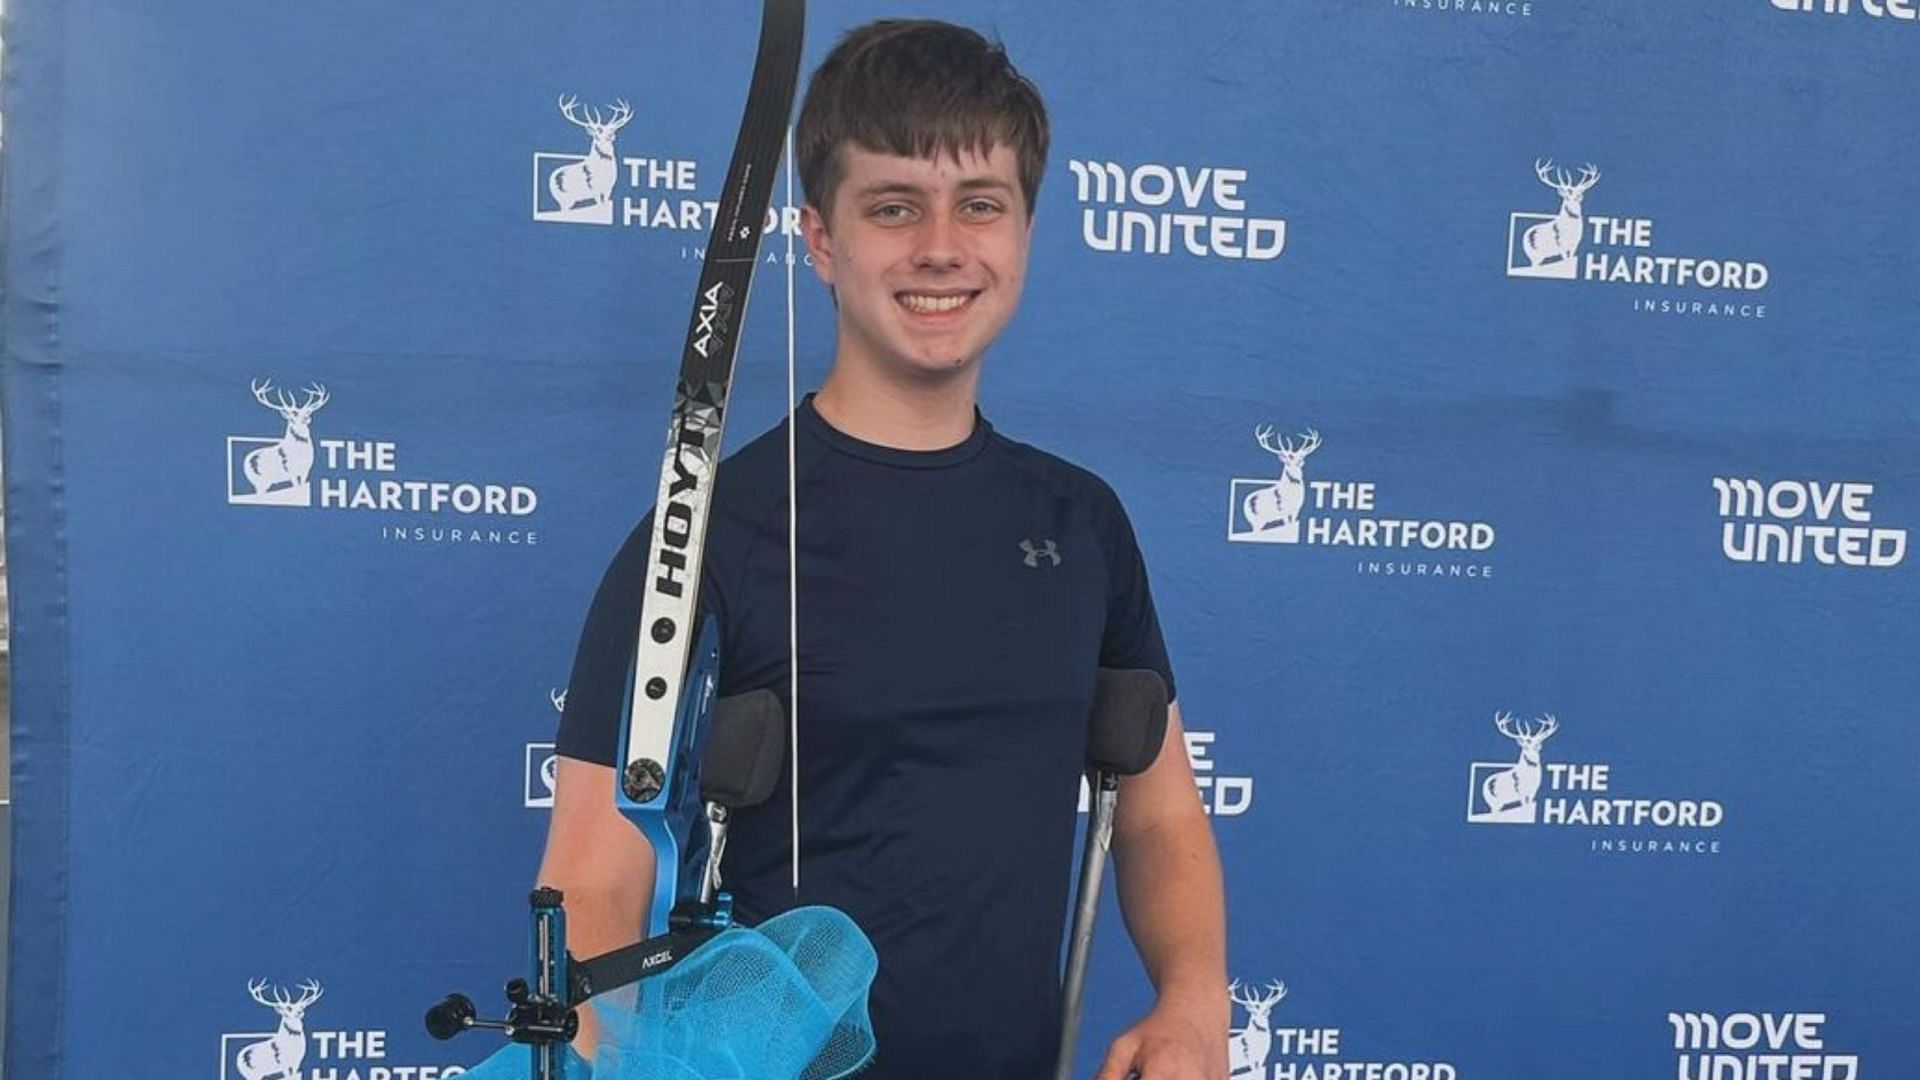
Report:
530,886,564,908
424,993,476,1040
504,978,531,1005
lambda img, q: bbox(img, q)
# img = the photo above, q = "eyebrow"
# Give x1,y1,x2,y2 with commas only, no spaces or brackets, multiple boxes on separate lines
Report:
853,177,1017,200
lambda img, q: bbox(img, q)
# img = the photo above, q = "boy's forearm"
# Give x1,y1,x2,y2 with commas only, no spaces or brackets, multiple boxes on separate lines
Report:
1112,812,1229,1020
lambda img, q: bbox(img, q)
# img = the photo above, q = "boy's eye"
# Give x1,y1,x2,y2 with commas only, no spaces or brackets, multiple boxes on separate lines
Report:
962,199,1004,218
870,203,915,222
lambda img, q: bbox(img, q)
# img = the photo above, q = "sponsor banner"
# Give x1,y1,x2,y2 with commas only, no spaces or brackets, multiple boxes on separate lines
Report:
217,979,467,1080
1504,160,1773,320
1227,426,1497,581
530,93,802,261
1067,159,1287,260
225,381,542,548
1465,713,1727,855
1715,477,1908,568
1228,979,1460,1080
1670,1010,1862,1080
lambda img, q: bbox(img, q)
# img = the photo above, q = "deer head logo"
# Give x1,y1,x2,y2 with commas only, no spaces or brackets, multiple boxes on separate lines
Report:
548,95,632,214
1228,979,1289,1077
1470,712,1559,823
1241,425,1320,538
237,380,328,505
237,979,323,1080
1517,160,1599,275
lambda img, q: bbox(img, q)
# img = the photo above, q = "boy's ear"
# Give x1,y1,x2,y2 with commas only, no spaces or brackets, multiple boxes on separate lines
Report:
800,203,835,286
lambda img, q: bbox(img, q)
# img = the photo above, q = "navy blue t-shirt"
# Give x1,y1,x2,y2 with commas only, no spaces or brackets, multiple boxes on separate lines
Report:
558,396,1175,1080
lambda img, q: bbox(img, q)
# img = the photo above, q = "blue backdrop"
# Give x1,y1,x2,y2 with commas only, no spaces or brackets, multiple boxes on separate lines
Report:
5,2,1916,1078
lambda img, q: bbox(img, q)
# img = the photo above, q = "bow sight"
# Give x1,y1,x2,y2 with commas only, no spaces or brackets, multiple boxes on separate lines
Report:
424,676,787,1080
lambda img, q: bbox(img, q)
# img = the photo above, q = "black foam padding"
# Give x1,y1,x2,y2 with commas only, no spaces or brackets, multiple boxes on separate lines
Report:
1086,669,1170,776
700,689,787,807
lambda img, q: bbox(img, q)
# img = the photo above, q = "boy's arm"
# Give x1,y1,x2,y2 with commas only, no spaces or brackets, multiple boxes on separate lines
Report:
1100,700,1230,1080
536,755,656,1057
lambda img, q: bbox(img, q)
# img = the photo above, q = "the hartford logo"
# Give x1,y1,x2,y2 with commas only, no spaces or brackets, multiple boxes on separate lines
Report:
1466,713,1726,854
525,688,565,810
1227,426,1497,580
1715,477,1907,568
225,380,541,546
1670,1010,1861,1080
1505,159,1772,319
531,93,801,248
1227,978,1457,1080
1771,0,1918,21
218,978,466,1080
1067,159,1286,260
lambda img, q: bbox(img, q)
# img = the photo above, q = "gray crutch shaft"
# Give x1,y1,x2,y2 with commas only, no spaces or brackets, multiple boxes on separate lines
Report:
1055,772,1119,1080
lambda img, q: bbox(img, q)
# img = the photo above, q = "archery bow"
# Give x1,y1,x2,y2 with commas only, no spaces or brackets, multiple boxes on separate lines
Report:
619,0,806,936
425,4,804,1077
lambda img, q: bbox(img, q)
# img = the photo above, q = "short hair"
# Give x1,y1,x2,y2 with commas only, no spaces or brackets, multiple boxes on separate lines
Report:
796,19,1050,223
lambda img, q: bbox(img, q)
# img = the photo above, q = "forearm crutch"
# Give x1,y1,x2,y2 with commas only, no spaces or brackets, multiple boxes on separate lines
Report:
1055,669,1170,1080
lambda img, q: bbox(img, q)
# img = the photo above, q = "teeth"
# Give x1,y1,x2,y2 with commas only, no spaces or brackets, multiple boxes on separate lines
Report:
899,293,971,314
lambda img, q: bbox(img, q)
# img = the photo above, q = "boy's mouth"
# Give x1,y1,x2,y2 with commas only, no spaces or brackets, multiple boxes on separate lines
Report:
896,290,980,315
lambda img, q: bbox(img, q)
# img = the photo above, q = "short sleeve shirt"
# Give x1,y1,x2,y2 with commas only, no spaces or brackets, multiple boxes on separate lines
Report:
559,396,1175,1080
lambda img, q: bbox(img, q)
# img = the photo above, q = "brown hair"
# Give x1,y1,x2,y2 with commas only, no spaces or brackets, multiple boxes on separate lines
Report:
796,20,1050,224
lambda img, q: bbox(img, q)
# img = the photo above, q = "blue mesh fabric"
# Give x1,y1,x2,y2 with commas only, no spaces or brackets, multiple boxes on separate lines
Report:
456,1041,593,1079
455,906,876,1080
593,906,877,1080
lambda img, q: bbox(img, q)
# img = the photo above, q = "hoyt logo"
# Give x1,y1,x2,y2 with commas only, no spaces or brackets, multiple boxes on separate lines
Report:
1227,978,1458,1080
225,380,541,546
1067,159,1286,260
525,689,565,810
219,978,466,1080
1772,0,1917,21
1466,713,1726,854
1227,425,1497,580
1715,477,1907,568
653,393,725,605
1670,1010,1861,1079
532,93,802,247
1505,159,1772,319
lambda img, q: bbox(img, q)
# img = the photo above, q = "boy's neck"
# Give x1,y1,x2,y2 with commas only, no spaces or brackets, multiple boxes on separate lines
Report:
812,357,981,451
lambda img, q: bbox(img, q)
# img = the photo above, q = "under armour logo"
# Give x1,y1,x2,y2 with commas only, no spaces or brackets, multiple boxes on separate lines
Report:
1020,539,1061,568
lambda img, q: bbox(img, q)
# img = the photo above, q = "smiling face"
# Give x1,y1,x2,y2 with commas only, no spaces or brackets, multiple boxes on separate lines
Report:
803,142,1033,384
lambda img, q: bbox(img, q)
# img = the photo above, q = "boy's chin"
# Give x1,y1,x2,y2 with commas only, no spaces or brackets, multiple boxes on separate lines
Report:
900,353,979,379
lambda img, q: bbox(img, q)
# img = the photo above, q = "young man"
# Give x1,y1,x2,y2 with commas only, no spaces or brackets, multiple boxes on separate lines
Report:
544,20,1227,1080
